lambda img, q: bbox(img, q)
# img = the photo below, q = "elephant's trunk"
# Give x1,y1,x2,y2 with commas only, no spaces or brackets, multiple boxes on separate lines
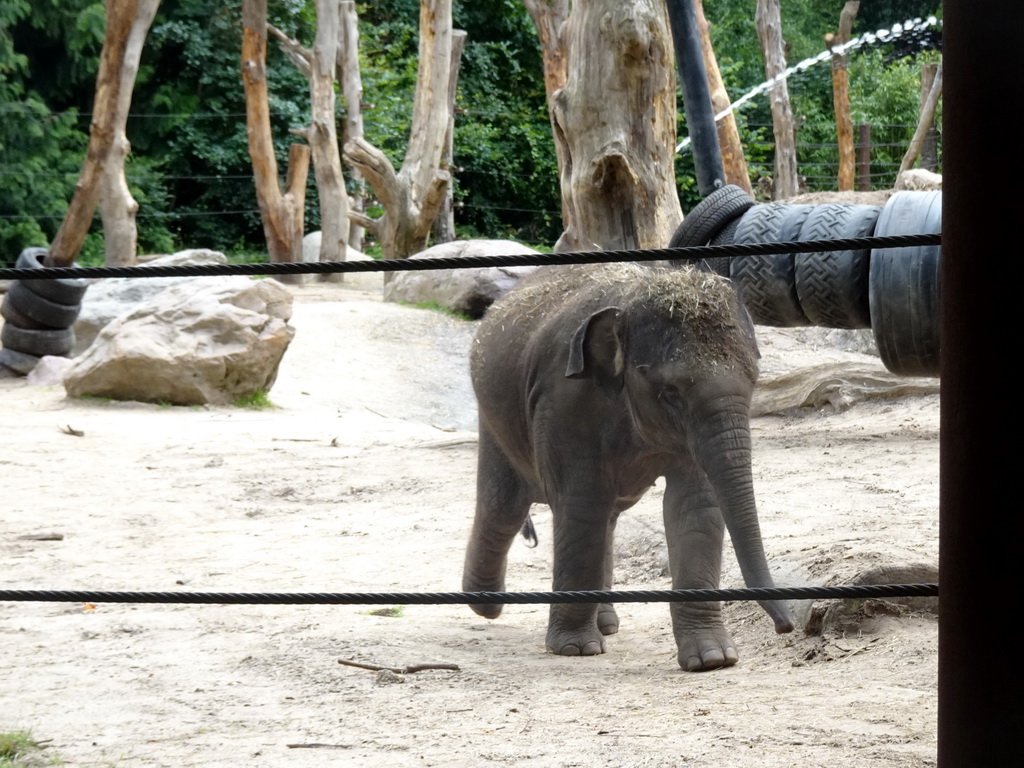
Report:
694,398,795,634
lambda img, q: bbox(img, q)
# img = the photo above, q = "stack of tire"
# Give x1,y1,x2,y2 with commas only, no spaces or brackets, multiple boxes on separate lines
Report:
668,185,941,377
0,247,89,376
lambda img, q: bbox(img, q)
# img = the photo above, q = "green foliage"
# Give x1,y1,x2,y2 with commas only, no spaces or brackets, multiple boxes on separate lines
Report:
400,301,472,321
233,389,275,410
0,0,943,265
0,729,52,767
363,605,405,618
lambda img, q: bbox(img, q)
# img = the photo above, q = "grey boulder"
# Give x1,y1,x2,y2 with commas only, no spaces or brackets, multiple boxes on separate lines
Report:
383,239,540,318
301,231,380,289
73,249,229,355
64,276,295,406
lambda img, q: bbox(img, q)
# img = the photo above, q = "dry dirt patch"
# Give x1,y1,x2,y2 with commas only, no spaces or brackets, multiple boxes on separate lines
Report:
2,282,938,767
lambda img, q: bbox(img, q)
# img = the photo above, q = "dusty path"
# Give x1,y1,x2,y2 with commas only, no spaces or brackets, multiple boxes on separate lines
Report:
2,282,939,767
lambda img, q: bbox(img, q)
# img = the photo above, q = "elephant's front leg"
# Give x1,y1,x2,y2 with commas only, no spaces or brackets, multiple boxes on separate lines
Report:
597,514,620,636
547,497,616,656
463,430,531,619
663,465,736,672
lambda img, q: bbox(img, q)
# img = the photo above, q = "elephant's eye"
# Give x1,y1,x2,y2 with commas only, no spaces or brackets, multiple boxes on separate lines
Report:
659,385,682,403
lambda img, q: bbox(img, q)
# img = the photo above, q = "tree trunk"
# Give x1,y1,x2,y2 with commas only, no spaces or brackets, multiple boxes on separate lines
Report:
522,0,570,224
897,62,942,178
310,0,349,282
694,0,752,196
98,0,161,267
270,3,356,281
47,0,145,267
242,0,310,285
431,29,466,244
551,0,682,252
828,1,859,191
343,0,452,265
918,63,940,172
339,1,366,252
755,0,799,200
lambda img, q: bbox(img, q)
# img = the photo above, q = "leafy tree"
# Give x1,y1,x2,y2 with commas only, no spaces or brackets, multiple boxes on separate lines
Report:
0,0,91,266
357,0,559,245
0,0,945,265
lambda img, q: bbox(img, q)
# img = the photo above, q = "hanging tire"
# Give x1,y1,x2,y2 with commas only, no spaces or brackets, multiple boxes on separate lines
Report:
668,184,755,250
869,191,941,377
1,322,75,357
6,280,82,328
15,247,90,305
0,347,41,375
794,204,881,329
730,203,814,326
700,216,743,277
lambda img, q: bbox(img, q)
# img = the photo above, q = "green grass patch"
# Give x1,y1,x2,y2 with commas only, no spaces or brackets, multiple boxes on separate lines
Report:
362,605,405,618
399,301,472,321
0,730,53,766
232,390,275,410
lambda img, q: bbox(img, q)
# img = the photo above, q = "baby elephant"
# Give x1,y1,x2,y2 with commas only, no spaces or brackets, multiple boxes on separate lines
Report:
462,264,794,671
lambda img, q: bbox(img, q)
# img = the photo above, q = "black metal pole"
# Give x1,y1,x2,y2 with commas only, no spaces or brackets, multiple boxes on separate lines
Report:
664,0,724,196
939,0,1024,763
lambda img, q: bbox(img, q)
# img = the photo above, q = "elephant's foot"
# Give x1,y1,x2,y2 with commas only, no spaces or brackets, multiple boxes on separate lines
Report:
597,603,619,636
674,625,739,672
462,571,504,620
546,609,606,656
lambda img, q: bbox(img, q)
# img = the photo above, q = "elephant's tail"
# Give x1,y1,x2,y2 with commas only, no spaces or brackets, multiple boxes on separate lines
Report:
520,515,539,548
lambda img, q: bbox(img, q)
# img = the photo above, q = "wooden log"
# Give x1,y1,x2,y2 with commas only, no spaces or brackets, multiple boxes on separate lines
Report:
828,1,859,191
48,0,139,267
242,0,309,284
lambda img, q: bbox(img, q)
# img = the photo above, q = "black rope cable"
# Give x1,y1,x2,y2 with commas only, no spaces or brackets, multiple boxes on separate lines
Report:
0,584,937,605
0,233,941,281
1,233,941,608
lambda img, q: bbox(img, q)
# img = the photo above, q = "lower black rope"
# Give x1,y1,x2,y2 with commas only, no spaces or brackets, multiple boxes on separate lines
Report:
0,584,937,605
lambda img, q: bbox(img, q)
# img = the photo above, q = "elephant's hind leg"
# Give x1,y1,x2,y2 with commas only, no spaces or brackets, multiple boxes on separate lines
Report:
463,431,531,620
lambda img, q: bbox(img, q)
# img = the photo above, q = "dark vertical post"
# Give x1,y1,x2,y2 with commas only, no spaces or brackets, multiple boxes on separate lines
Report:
856,123,871,191
938,0,1024,764
664,0,725,196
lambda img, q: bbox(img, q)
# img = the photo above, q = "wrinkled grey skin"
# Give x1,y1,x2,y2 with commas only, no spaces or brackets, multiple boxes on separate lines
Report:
462,264,795,671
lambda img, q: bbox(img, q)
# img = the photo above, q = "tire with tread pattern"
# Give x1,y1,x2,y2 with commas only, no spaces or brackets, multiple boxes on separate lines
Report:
700,216,742,277
869,191,941,376
794,204,881,328
730,203,814,326
669,185,755,250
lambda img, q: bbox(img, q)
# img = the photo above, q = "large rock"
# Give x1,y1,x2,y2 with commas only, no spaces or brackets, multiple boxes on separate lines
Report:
383,239,540,318
301,231,380,289
73,249,229,355
894,168,942,191
64,276,295,405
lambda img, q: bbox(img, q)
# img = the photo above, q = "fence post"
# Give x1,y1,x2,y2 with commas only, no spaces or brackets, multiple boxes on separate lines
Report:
856,123,871,191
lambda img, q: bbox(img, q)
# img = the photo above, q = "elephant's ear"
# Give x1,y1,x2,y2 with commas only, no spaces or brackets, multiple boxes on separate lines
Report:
737,303,761,359
566,307,624,394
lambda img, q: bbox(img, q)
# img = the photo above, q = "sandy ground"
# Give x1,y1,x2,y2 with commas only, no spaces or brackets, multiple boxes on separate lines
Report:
1,280,940,767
